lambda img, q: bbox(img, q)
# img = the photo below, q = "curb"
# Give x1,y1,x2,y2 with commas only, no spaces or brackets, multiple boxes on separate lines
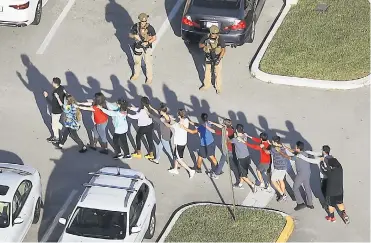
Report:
250,1,371,90
156,202,294,242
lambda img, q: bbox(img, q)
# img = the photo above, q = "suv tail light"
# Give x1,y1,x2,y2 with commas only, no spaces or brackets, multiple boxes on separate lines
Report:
9,2,30,9
182,16,200,28
224,20,246,31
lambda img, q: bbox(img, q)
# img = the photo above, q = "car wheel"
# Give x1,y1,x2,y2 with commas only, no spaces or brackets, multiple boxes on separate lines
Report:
32,0,42,25
246,19,256,43
144,206,156,239
32,198,42,224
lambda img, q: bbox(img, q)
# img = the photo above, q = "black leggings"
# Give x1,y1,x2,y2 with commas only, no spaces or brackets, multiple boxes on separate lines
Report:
113,133,130,155
60,128,84,149
136,123,154,153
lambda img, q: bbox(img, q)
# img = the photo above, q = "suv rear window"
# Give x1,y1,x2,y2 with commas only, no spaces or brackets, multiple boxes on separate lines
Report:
192,0,240,9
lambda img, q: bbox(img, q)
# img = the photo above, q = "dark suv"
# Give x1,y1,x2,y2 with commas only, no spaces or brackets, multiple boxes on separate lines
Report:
181,0,266,47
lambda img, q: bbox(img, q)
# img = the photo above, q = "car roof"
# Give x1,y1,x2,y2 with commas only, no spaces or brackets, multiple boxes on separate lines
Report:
77,167,146,212
0,172,26,202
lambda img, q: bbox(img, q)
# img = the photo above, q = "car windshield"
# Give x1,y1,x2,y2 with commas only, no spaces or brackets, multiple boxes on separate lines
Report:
192,0,240,9
66,207,127,239
0,201,10,228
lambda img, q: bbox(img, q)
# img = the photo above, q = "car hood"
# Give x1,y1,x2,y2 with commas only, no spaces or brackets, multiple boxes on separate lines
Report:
59,233,123,242
0,228,9,241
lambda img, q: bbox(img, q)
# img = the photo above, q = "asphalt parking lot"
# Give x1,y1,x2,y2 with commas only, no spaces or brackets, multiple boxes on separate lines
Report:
0,0,369,242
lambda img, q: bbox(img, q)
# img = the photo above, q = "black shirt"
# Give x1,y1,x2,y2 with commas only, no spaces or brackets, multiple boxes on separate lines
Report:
324,165,344,196
199,35,226,48
130,23,156,48
46,85,66,114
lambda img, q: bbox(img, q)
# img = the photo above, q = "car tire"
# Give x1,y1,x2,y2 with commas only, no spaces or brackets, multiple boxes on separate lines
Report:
144,205,156,239
32,198,42,224
32,0,42,25
246,19,256,43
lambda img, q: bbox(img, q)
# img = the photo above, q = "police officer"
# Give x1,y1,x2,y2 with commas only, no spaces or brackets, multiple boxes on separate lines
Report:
129,13,157,84
199,25,226,94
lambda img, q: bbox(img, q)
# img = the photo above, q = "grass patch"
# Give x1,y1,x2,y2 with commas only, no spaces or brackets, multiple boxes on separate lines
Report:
165,205,286,242
259,0,370,81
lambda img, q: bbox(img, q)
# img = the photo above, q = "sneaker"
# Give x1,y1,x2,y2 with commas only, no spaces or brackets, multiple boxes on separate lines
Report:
341,211,350,224
79,146,87,153
251,184,257,193
282,193,287,201
277,194,284,202
53,142,63,149
325,216,336,222
216,89,221,94
168,169,179,175
307,205,315,209
144,154,154,160
130,75,139,81
100,149,109,155
233,183,243,189
151,159,159,164
124,154,132,160
132,153,142,159
294,203,306,211
193,167,202,173
113,153,124,159
189,170,195,179
210,172,219,179
46,136,56,143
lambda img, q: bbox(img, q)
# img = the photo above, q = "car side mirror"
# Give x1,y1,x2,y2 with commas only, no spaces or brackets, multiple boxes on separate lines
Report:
59,218,67,225
14,217,24,224
131,225,141,234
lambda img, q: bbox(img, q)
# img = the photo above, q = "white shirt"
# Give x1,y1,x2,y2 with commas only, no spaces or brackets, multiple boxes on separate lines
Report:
171,118,189,146
128,107,153,127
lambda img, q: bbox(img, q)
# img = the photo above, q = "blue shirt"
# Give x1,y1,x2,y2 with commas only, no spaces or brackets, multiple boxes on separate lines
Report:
197,123,214,146
63,104,80,130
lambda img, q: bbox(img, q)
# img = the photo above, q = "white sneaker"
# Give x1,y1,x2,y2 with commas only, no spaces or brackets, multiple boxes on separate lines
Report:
189,170,195,179
168,169,179,175
152,159,159,164
252,184,257,193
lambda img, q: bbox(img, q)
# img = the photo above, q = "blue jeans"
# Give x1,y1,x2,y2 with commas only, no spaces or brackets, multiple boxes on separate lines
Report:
155,138,173,161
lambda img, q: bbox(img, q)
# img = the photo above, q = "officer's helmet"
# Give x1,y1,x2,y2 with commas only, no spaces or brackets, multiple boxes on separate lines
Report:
209,25,220,34
138,13,149,22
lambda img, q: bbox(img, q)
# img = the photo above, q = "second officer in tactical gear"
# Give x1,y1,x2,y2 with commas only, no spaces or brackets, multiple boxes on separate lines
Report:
129,13,157,84
199,25,226,94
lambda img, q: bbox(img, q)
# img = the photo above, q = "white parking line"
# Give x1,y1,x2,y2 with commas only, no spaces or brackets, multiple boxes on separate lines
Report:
36,0,76,55
40,190,77,242
152,0,185,51
42,0,49,7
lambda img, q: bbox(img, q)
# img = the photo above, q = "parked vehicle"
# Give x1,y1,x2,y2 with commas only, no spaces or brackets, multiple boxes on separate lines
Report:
58,167,156,242
181,0,266,47
0,0,43,27
0,163,43,242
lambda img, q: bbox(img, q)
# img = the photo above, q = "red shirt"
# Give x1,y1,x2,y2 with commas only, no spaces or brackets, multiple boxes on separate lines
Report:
215,127,234,152
245,137,271,164
93,106,108,124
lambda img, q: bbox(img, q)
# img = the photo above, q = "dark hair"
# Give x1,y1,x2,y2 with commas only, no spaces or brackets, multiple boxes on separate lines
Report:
223,119,232,128
260,132,268,141
236,124,244,133
66,94,76,106
159,103,168,113
201,113,208,122
93,92,107,109
117,99,128,112
296,141,304,151
272,135,281,143
52,77,61,86
140,96,150,109
178,109,186,118
322,145,331,155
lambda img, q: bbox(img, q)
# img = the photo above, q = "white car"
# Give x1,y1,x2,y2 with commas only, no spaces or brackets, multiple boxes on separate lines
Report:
0,163,43,242
59,167,157,242
0,0,42,27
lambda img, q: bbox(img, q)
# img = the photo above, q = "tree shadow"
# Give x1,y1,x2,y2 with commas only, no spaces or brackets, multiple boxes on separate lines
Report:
37,146,131,242
17,54,52,136
0,150,24,165
105,0,135,76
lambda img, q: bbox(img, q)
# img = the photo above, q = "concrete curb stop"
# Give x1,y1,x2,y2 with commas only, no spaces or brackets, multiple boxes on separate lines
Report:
250,0,371,90
156,202,294,243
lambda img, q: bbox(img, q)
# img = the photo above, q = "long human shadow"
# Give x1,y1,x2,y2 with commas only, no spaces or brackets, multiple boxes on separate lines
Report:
37,146,131,242
0,150,24,165
186,43,206,86
105,0,135,76
17,54,52,136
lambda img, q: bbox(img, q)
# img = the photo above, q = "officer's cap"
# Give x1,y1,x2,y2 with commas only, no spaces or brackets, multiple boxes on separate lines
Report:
138,13,149,21
209,25,220,34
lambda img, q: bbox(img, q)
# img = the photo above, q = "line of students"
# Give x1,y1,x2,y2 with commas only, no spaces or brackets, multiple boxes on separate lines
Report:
43,80,349,224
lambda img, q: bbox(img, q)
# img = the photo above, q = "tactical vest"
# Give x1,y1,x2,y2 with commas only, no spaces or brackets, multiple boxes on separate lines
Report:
204,35,222,55
137,23,150,42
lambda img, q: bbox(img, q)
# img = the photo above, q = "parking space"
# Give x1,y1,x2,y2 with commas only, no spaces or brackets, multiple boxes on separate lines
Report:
0,0,369,242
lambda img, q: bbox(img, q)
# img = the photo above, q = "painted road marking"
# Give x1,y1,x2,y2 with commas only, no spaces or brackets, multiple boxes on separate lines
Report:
40,190,78,242
42,0,49,7
152,0,185,51
36,0,76,54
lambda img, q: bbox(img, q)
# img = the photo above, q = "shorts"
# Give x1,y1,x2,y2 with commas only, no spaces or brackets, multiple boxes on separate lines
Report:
236,156,251,178
271,169,286,181
326,194,344,207
174,145,186,159
258,162,270,172
198,143,216,158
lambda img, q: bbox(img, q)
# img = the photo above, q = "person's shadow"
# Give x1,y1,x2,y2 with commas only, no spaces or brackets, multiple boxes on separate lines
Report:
186,43,205,85
105,0,135,76
37,146,131,242
17,54,52,136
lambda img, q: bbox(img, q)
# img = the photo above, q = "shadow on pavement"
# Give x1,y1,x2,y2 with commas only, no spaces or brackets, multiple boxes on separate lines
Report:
0,150,24,165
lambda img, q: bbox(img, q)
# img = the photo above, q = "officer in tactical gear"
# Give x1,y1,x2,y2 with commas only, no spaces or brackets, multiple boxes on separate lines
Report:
129,13,157,84
199,25,226,94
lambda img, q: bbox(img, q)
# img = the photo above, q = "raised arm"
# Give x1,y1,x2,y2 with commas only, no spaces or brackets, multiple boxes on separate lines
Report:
305,151,322,157
77,101,93,106
181,124,198,134
209,121,224,129
77,105,95,111
99,106,120,117
298,154,321,164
